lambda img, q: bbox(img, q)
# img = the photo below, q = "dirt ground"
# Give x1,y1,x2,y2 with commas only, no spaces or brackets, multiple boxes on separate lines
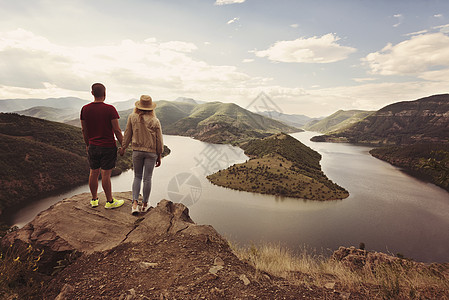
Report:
44,232,364,299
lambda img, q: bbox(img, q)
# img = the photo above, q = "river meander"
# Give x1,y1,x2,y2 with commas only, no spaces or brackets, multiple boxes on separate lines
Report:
8,132,449,263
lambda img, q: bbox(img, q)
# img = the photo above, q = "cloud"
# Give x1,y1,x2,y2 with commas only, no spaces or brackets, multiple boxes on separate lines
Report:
242,58,254,63
227,17,239,25
254,33,357,64
1,30,447,118
290,24,299,28
353,77,377,83
434,14,443,18
363,32,449,75
393,14,403,27
404,29,428,36
434,23,449,33
215,0,245,5
0,29,252,101
417,68,449,82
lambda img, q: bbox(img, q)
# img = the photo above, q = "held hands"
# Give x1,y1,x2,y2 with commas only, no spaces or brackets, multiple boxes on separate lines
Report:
118,147,125,156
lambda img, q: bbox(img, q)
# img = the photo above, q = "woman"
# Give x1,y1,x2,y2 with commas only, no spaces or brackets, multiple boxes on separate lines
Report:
120,95,163,214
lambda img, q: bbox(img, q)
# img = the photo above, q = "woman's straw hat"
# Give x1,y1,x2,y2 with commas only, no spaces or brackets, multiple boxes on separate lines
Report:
135,95,156,110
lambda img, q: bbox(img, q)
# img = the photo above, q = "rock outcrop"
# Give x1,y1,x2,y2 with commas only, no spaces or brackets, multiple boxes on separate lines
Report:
2,192,336,299
332,246,449,279
2,192,223,270
332,246,401,271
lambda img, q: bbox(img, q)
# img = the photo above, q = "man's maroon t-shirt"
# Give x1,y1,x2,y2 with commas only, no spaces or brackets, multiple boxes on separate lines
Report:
80,102,120,148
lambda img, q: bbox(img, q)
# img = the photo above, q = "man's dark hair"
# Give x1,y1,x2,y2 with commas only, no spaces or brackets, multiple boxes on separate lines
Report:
91,83,106,98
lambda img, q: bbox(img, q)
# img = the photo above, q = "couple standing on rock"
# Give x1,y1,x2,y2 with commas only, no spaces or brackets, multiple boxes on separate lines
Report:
80,83,163,215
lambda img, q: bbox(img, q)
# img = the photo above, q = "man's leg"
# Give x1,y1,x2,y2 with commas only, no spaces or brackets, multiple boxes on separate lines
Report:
100,169,113,202
102,168,124,209
89,168,101,199
100,146,124,209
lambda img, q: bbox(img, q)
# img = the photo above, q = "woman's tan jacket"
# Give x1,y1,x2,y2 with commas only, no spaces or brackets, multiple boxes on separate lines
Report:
122,112,163,154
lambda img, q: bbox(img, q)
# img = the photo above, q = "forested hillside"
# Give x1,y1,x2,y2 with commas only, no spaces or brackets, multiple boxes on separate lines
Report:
0,113,133,216
311,94,449,145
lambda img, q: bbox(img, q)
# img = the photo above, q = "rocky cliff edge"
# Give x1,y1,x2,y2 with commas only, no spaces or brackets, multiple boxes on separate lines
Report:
2,192,340,299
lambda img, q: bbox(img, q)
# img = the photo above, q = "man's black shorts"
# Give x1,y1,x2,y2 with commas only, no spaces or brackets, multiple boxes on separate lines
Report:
88,145,117,170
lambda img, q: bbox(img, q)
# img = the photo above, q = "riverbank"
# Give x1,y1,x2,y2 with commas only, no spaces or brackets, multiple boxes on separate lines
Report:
207,133,349,200
369,143,449,192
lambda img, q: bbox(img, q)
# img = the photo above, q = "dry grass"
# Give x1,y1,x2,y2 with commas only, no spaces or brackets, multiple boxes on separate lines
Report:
0,243,46,299
229,241,449,299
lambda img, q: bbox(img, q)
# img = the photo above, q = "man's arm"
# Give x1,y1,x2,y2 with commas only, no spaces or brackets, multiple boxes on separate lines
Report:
81,120,90,149
111,118,123,147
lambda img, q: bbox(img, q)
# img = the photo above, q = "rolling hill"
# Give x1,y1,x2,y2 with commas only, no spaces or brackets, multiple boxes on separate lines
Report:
13,106,79,123
303,110,374,133
117,100,196,130
311,94,449,145
163,101,298,144
118,101,298,144
257,111,318,129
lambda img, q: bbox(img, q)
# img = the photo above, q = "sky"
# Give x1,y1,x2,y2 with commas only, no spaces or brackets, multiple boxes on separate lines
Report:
1,0,449,117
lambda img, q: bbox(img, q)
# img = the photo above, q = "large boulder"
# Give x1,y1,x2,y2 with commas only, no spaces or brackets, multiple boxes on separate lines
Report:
1,192,226,273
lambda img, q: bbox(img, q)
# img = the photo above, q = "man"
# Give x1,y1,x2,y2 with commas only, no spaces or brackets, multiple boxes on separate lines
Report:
80,83,124,209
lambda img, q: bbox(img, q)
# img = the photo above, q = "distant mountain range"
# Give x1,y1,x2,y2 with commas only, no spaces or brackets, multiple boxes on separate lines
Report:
4,97,299,144
257,111,321,129
303,110,374,133
12,106,80,123
4,94,447,147
118,101,300,144
174,97,207,105
311,94,449,145
0,97,89,113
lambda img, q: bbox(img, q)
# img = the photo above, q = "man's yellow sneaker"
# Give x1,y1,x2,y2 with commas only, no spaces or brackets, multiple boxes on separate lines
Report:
105,198,124,209
90,198,99,208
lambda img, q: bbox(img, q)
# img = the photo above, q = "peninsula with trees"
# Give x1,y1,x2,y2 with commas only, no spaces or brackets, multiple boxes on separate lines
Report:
207,133,349,200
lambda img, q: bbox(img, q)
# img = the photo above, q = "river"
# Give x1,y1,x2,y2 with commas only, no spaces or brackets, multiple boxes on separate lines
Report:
8,132,449,263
